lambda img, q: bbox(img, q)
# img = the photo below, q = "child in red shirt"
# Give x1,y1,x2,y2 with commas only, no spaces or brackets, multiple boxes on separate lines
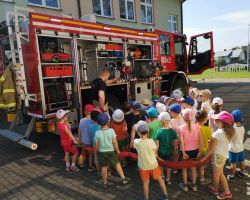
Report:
57,109,79,172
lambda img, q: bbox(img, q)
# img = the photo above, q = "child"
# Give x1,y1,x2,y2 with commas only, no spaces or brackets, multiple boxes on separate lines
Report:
179,108,203,192
147,107,161,139
133,120,168,200
123,102,134,140
202,111,234,199
200,89,212,114
195,110,212,185
94,113,129,187
155,112,178,185
78,104,95,171
189,87,200,109
227,109,246,181
110,109,128,166
209,97,223,133
56,109,79,172
181,96,197,124
89,110,101,172
156,102,167,114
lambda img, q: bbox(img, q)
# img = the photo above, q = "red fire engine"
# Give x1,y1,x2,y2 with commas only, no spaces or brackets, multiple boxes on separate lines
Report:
0,7,214,150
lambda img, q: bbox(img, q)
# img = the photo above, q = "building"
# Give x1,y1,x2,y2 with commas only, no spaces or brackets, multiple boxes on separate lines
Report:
0,0,185,32
215,50,232,65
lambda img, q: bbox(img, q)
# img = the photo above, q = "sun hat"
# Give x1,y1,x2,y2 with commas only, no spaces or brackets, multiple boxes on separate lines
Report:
211,111,233,124
190,88,199,98
131,101,141,110
231,109,243,122
156,102,167,114
112,109,125,122
151,95,159,102
158,112,171,122
84,104,95,112
141,99,151,106
168,103,182,113
135,120,149,134
181,96,194,106
56,109,70,119
97,113,110,126
181,108,193,121
147,107,158,118
212,97,223,105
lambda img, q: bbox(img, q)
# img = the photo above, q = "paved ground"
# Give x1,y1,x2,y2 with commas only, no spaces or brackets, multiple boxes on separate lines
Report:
0,82,249,200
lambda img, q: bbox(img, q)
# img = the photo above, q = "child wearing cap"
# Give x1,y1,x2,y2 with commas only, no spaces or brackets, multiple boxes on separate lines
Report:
189,87,200,110
133,121,168,200
110,109,128,166
227,110,246,181
155,112,178,185
200,89,212,114
78,104,95,171
56,109,79,172
147,108,161,139
195,110,212,185
202,111,235,199
179,108,203,192
89,110,101,173
209,97,223,133
94,113,129,187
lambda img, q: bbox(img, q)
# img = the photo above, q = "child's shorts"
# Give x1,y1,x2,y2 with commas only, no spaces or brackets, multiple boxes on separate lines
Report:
185,149,198,159
229,151,245,163
139,166,161,182
62,144,78,154
98,151,119,167
159,154,172,161
211,154,227,167
81,144,91,156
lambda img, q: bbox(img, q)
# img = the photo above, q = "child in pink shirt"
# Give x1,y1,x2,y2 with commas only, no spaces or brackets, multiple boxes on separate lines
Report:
179,108,203,192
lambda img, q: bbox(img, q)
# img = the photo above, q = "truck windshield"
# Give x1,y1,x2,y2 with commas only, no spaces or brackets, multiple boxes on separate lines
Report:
174,36,185,71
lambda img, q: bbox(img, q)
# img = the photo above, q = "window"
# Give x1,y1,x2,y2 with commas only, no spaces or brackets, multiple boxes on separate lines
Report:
160,34,170,55
28,0,60,9
120,0,135,21
93,0,112,17
168,15,177,32
141,0,153,24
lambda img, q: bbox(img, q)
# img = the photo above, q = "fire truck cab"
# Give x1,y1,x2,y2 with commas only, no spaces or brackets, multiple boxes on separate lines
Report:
0,8,214,149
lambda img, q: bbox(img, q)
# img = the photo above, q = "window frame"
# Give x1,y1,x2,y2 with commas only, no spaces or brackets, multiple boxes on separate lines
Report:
140,0,153,24
93,0,113,18
119,0,136,22
168,14,177,32
27,0,60,10
160,34,170,56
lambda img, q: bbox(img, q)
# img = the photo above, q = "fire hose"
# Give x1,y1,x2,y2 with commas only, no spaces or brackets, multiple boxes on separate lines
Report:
73,145,211,169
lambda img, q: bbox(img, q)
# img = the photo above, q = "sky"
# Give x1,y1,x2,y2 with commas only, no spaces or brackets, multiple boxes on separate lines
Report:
183,0,250,52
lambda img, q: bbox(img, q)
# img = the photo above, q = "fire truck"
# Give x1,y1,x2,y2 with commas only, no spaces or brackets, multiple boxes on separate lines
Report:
0,7,214,150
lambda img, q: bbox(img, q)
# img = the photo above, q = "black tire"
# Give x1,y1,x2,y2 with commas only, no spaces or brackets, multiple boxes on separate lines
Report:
172,79,188,97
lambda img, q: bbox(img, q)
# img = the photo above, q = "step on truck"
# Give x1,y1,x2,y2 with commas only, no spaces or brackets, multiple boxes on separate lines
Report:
0,6,214,150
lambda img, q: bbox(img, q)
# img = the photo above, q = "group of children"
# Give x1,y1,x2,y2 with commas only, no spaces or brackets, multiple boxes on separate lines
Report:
56,87,246,200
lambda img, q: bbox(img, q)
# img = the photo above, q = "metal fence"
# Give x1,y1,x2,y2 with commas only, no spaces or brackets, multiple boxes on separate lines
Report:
217,63,248,72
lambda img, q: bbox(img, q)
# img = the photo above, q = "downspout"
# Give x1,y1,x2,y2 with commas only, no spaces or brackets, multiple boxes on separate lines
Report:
181,0,185,34
77,0,82,19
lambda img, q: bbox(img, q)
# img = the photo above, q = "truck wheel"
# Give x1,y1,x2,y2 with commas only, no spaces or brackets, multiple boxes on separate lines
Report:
172,79,188,97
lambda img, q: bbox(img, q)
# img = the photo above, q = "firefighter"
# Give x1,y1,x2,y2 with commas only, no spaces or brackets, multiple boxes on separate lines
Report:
91,69,116,112
0,63,16,109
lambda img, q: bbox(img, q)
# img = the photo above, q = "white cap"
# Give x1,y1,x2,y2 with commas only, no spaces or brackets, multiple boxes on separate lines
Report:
172,89,183,99
158,112,171,122
156,102,167,114
135,120,149,134
112,109,124,122
212,97,223,105
56,109,70,119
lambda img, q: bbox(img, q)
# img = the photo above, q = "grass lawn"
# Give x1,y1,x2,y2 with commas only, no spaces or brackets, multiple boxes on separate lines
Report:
188,68,250,79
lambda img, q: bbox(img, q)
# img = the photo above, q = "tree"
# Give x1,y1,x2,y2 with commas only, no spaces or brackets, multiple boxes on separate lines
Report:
216,57,226,66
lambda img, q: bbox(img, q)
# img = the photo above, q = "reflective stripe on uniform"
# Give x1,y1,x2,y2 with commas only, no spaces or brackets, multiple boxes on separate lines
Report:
0,76,5,82
0,102,16,108
3,89,15,93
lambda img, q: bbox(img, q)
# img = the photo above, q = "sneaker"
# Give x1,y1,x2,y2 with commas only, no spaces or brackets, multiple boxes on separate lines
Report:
88,167,96,172
159,194,169,200
179,183,188,192
235,171,244,178
200,178,211,185
66,167,71,172
191,183,197,192
70,166,80,172
121,177,129,185
79,163,88,168
216,192,232,199
208,185,219,195
165,178,172,185
227,175,235,181
172,170,178,174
